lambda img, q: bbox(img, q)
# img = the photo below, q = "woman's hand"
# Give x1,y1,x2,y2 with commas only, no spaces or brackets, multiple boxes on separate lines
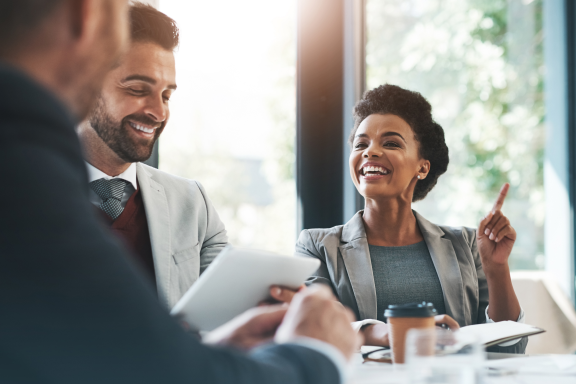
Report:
433,314,460,331
362,323,390,346
477,183,516,271
476,183,521,322
361,315,460,347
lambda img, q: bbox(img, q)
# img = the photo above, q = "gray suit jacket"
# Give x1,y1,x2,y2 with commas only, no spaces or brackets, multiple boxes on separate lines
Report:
137,163,228,309
296,210,527,353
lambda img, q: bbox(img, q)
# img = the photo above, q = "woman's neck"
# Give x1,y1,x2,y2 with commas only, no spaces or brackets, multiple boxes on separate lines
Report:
362,197,423,247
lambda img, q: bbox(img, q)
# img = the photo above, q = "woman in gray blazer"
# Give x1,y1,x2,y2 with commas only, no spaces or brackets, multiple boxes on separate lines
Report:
286,85,526,354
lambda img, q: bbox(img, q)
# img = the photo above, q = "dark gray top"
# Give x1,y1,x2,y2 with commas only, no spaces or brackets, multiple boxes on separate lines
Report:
369,241,446,322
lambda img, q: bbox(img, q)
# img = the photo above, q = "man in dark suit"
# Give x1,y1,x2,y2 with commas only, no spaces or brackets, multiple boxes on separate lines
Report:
0,1,360,383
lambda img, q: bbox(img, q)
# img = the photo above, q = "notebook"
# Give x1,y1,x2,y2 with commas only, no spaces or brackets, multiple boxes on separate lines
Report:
458,321,545,346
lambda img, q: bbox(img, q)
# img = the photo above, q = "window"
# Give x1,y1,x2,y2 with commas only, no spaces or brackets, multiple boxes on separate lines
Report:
159,0,297,254
366,0,545,269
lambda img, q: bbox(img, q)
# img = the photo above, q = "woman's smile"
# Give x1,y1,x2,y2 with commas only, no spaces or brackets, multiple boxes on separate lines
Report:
359,161,392,181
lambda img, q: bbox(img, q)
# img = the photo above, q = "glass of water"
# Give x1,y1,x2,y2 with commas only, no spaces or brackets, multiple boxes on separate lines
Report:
405,328,485,384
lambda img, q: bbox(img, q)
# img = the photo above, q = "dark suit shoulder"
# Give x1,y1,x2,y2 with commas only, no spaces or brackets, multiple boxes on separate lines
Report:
0,64,75,134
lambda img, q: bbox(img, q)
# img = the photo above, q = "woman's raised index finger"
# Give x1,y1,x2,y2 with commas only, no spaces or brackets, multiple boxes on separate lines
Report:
492,183,510,212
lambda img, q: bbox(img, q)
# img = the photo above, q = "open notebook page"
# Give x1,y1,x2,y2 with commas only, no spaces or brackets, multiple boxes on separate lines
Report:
458,321,544,346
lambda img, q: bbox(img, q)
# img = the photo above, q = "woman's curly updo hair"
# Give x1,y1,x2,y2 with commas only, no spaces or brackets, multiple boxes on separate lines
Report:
350,84,449,202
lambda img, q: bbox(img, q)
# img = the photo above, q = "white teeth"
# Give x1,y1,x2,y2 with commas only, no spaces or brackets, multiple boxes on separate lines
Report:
130,122,154,134
362,165,390,175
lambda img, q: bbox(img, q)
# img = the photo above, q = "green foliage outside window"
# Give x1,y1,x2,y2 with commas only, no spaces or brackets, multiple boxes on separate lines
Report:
366,0,545,269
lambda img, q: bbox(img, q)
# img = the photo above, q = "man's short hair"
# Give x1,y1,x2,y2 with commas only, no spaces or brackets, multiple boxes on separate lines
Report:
130,2,179,51
0,0,65,55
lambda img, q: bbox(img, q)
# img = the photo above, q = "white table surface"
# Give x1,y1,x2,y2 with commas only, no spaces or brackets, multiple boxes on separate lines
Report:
347,352,576,384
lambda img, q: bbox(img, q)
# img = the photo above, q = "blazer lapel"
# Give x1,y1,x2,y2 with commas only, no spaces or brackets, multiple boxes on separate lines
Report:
136,163,172,308
414,211,466,325
339,212,378,320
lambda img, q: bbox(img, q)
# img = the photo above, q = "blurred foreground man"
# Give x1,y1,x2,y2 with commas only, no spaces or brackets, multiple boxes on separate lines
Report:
77,3,226,309
0,1,360,383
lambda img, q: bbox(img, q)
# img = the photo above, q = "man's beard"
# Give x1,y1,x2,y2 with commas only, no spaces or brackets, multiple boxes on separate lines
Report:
88,97,164,163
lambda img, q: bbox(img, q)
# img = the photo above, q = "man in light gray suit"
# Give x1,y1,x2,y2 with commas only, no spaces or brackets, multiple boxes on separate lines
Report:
77,3,226,309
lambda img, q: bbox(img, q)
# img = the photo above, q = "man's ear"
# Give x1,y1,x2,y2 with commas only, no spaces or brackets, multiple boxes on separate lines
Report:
62,0,129,82
66,0,101,48
418,160,431,180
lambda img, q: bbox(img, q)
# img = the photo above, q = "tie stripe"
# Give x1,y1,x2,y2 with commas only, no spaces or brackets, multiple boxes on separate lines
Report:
89,178,127,220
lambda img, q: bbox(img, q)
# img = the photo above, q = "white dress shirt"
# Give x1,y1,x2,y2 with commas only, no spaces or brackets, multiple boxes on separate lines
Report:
86,162,138,209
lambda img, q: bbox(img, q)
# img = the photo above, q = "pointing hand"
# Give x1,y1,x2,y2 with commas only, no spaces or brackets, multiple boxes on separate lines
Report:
477,183,516,269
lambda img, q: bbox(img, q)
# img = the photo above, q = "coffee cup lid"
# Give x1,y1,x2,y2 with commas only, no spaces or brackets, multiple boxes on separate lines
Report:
384,302,437,318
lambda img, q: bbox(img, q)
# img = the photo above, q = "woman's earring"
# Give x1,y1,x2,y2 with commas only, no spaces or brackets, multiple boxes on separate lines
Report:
417,175,421,179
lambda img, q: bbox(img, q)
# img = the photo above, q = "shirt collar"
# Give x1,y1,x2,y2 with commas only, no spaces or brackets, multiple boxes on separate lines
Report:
85,162,138,191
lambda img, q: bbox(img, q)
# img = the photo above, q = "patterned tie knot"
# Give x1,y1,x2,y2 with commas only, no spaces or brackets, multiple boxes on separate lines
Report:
89,178,127,220
90,178,126,201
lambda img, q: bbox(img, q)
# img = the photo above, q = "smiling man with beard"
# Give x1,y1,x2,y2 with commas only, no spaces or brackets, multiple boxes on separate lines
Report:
77,3,227,309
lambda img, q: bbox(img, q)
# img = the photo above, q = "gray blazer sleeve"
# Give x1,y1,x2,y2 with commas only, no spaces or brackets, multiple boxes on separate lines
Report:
295,230,339,296
195,181,228,274
466,228,528,354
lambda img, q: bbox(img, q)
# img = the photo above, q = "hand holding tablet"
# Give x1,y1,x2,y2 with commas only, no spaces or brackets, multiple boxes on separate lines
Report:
170,246,321,331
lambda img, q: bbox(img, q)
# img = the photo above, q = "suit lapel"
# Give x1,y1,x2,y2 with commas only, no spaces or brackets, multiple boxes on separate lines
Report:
414,211,465,325
136,163,172,308
339,212,378,320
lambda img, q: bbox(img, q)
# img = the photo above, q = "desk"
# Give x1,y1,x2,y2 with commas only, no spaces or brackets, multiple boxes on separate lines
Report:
348,352,576,384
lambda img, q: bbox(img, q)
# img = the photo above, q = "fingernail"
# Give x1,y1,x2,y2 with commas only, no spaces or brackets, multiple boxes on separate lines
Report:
484,228,490,236
492,210,496,215
489,233,494,240
495,238,499,242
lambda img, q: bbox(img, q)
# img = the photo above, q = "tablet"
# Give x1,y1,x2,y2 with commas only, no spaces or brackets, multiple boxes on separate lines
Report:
170,246,320,331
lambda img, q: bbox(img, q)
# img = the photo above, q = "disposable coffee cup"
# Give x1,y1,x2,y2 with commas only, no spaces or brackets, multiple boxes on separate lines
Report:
384,302,436,364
